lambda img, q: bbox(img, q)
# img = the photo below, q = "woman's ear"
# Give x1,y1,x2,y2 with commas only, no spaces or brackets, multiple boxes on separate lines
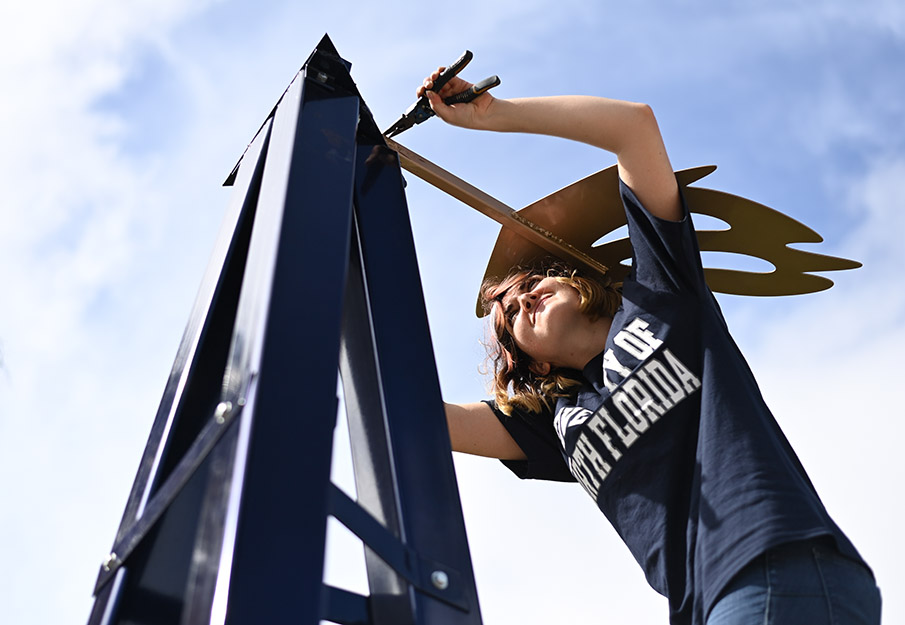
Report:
528,361,552,376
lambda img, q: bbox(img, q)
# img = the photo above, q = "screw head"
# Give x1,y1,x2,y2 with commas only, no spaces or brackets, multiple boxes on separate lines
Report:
102,552,120,572
430,570,449,590
214,401,233,424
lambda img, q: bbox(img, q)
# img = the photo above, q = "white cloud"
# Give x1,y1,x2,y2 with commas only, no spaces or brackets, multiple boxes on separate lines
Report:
0,0,222,368
0,2,223,623
849,158,905,251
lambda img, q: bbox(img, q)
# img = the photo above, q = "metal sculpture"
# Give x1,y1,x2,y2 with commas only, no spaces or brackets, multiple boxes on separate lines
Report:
385,141,860,315
86,35,483,625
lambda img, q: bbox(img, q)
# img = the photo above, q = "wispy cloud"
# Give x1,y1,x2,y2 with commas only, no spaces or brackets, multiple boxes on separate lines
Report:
0,2,222,622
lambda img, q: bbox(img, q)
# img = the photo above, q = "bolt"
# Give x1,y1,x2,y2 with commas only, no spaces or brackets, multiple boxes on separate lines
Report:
315,71,329,83
430,570,449,591
214,401,233,424
237,397,246,407
102,553,120,572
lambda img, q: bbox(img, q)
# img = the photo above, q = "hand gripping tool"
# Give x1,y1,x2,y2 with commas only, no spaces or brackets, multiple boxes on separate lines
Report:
383,50,500,138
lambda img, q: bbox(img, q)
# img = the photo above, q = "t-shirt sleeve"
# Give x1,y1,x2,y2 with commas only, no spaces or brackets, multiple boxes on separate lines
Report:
619,178,708,296
483,400,577,483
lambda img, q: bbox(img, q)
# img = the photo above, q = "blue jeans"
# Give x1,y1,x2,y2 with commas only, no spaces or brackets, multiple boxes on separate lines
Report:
706,538,881,625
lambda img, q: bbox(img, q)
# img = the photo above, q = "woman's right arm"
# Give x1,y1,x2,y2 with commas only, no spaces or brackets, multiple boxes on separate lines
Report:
418,71,681,222
444,402,527,460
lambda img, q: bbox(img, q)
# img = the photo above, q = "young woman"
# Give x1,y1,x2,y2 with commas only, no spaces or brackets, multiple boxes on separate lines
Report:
418,70,882,625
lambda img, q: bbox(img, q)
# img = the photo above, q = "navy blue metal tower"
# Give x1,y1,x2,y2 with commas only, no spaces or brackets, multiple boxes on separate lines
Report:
86,35,483,625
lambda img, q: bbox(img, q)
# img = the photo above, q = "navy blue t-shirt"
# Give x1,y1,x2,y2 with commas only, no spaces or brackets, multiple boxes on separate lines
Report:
490,180,867,625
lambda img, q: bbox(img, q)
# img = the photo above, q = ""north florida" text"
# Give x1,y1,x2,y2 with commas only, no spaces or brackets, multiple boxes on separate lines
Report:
554,319,702,499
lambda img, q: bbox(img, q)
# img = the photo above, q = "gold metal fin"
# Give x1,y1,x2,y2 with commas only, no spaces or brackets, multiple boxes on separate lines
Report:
382,140,860,317
477,165,861,315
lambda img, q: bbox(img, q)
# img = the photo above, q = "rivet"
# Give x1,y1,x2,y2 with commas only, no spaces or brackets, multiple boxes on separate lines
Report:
102,553,120,572
214,401,233,424
430,570,449,590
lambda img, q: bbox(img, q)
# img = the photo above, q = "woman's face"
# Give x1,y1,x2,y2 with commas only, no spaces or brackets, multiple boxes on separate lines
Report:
505,276,588,371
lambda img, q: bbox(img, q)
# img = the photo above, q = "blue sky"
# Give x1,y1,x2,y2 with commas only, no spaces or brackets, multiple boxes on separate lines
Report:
1,1,903,623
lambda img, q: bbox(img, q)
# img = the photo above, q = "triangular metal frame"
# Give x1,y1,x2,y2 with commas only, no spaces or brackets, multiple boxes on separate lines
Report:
86,35,483,625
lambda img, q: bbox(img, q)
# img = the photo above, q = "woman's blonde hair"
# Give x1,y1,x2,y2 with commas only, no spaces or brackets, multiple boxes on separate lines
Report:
481,261,622,416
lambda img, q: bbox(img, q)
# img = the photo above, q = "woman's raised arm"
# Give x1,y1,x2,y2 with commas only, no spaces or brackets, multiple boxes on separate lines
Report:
419,71,681,221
